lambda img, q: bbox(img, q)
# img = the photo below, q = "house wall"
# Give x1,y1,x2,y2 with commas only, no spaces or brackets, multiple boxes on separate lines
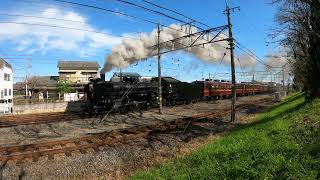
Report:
59,70,98,83
0,63,13,114
0,65,13,100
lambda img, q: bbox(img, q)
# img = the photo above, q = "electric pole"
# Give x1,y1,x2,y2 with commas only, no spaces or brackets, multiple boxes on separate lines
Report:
157,23,162,114
24,63,31,99
282,67,285,92
225,0,239,122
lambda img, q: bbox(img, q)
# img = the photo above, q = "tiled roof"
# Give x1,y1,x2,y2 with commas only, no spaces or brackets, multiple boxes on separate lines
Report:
0,58,12,70
58,61,100,70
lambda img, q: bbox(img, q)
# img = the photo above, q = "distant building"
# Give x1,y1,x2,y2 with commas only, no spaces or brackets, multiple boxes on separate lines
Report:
0,58,13,114
57,61,100,84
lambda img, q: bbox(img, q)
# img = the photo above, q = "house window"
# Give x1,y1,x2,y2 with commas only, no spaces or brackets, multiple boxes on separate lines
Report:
0,90,3,98
9,89,11,96
4,73,10,81
4,89,7,96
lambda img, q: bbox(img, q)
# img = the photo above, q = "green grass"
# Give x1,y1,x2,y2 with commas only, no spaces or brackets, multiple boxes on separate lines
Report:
131,92,320,179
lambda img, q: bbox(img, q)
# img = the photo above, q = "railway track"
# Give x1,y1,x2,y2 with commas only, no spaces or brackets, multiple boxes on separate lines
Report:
0,112,84,128
0,111,224,163
0,97,272,163
0,96,272,128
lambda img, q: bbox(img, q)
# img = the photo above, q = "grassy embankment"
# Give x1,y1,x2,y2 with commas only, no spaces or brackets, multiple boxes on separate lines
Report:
131,92,320,179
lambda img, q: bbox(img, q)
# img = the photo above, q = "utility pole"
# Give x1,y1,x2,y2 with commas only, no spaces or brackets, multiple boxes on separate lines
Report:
282,68,285,91
25,74,28,97
157,23,162,114
225,0,239,122
24,63,31,99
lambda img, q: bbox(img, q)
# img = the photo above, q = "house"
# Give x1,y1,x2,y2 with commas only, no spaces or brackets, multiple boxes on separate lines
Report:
57,61,100,84
0,58,13,114
13,76,60,103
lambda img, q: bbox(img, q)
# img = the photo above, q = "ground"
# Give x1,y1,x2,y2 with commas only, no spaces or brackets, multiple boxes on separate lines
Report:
131,92,320,179
0,94,274,179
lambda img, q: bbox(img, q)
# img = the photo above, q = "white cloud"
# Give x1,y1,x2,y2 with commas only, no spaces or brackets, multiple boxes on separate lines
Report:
0,7,122,54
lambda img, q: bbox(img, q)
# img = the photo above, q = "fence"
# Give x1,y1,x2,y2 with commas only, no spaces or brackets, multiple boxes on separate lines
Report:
13,101,82,114
13,92,85,105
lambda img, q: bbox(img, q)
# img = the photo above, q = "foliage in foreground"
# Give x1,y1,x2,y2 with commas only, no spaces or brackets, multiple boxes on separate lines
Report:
56,80,72,94
131,92,320,179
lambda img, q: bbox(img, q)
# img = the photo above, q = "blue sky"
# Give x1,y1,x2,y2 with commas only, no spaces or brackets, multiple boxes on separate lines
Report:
0,0,279,82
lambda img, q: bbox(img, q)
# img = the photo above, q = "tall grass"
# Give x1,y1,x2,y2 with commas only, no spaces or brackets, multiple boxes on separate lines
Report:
131,92,320,179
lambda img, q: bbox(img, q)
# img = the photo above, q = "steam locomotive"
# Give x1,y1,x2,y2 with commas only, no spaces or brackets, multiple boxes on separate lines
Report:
82,72,270,116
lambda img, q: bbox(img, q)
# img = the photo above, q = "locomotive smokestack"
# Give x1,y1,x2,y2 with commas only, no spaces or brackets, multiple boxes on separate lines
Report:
100,73,105,81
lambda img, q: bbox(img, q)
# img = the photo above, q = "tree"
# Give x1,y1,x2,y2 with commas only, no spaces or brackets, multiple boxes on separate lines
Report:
272,0,320,100
56,80,71,94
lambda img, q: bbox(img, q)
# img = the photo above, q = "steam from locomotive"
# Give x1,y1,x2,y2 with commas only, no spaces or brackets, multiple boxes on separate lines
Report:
101,24,257,73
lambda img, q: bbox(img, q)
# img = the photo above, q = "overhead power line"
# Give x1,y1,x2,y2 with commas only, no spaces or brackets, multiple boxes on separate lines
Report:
19,0,216,52
50,0,159,25
141,0,211,29
12,0,230,60
234,40,273,69
108,0,226,39
108,0,187,24
0,13,85,24
0,21,141,40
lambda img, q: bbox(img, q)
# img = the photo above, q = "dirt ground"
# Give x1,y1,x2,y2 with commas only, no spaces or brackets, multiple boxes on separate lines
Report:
0,94,275,179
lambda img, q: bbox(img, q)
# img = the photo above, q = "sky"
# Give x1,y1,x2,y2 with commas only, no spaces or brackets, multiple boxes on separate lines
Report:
0,0,280,82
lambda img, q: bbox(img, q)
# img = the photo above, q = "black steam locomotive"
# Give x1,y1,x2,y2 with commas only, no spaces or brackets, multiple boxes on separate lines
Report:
82,73,202,116
83,72,274,117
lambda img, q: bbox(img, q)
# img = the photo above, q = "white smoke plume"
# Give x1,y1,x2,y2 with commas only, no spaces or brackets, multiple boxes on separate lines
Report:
101,24,257,73
264,50,291,72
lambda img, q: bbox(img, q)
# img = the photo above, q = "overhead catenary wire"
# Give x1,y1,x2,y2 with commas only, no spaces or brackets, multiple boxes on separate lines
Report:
0,21,142,40
234,40,274,69
11,0,237,74
107,0,188,24
0,13,86,24
141,0,212,29
16,0,230,53
210,49,228,78
49,0,159,25
107,0,229,45
18,0,219,53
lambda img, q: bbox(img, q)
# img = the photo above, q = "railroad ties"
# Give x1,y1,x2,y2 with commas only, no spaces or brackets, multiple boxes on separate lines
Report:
0,112,83,128
0,97,272,163
0,111,223,163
